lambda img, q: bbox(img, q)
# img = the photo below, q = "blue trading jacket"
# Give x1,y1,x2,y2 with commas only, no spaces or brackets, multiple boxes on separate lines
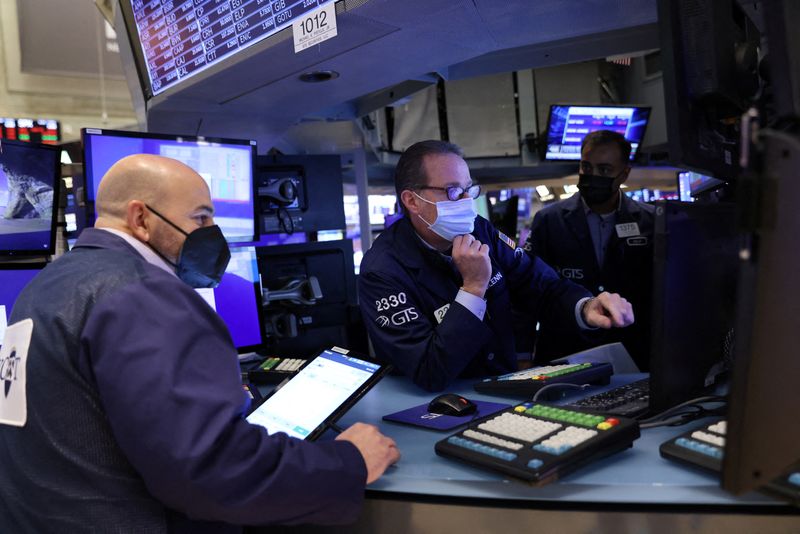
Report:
524,193,655,369
358,215,590,392
0,228,366,533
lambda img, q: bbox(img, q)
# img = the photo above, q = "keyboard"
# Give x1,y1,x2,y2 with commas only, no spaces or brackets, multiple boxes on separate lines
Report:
565,378,650,418
435,402,640,484
473,362,613,397
242,356,306,384
660,419,800,504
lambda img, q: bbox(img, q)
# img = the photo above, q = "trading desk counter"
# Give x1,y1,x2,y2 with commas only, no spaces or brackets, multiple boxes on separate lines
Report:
266,374,799,534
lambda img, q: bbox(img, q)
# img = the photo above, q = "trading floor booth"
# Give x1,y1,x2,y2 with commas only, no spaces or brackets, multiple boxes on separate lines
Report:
29,0,796,531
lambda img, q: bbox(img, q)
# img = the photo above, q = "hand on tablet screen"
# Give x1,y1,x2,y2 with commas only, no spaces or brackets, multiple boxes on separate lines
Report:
337,423,401,484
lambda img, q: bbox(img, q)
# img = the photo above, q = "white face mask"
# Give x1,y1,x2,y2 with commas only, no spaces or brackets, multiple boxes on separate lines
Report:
413,192,477,241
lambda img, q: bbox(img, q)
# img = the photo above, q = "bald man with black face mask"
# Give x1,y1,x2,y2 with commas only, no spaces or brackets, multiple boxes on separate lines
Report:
0,154,399,533
523,130,655,370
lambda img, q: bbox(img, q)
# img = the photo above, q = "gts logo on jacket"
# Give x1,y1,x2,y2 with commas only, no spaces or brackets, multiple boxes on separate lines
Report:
557,267,584,280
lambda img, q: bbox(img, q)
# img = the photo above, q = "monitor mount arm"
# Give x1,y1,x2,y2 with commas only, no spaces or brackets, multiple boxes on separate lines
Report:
263,276,323,306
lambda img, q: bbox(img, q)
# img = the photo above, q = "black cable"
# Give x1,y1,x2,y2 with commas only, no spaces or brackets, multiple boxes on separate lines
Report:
640,404,727,429
531,383,591,402
638,395,727,424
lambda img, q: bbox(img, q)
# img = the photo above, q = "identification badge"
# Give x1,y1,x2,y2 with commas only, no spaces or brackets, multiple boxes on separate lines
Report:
434,304,450,324
0,319,33,427
615,222,640,238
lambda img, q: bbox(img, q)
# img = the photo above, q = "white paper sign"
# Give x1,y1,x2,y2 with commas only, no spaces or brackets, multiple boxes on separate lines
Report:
293,2,338,53
0,306,7,345
0,319,33,427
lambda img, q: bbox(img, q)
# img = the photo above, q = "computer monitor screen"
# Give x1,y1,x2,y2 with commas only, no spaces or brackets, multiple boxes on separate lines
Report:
677,172,694,202
195,245,263,352
649,201,739,413
0,139,61,256
1,118,60,145
82,128,258,243
658,0,759,180
678,172,725,200
120,0,334,97
0,264,46,343
544,105,651,161
721,130,800,495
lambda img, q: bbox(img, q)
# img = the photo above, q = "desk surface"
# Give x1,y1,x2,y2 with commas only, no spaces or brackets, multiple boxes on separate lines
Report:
333,374,790,510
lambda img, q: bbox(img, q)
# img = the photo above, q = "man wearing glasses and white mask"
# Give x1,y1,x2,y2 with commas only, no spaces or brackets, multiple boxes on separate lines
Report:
359,140,635,392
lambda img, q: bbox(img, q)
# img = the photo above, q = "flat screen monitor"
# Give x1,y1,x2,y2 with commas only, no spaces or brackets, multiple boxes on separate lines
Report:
120,0,335,98
677,172,694,202
195,245,263,352
657,0,759,180
246,347,388,440
0,139,61,256
0,118,60,145
649,201,740,413
544,105,651,161
678,170,726,199
82,128,258,243
721,128,800,495
0,264,46,344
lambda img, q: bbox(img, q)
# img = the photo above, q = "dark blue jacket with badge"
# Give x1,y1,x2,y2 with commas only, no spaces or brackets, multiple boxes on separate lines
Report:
524,193,655,369
1,229,367,533
358,215,590,392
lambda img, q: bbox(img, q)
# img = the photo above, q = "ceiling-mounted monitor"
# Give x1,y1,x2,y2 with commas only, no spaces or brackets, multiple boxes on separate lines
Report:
120,0,336,98
82,128,258,244
544,105,651,161
0,118,60,145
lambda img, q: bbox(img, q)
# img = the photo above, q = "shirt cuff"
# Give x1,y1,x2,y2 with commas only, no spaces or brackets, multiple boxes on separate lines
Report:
575,297,598,330
455,289,486,321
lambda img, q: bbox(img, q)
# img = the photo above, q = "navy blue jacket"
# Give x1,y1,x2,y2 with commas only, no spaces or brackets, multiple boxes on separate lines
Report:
358,215,590,391
0,229,366,533
524,193,655,369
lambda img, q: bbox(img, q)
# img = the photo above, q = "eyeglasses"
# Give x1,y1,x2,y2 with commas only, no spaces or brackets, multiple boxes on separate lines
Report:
416,184,481,201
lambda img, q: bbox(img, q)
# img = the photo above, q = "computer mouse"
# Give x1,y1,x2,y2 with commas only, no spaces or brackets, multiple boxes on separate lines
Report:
427,393,477,417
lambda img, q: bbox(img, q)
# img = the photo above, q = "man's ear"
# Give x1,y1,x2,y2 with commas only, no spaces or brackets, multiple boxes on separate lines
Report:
126,200,150,242
400,190,421,215
617,166,632,187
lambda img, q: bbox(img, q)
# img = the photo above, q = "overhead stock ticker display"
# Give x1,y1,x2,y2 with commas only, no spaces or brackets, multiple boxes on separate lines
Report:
129,0,334,96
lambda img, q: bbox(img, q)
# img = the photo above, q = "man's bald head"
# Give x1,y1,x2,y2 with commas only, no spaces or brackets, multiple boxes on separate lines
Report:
95,154,208,222
93,154,216,265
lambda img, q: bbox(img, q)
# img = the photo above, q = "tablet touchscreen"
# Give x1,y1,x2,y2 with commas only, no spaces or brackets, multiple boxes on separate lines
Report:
246,347,387,440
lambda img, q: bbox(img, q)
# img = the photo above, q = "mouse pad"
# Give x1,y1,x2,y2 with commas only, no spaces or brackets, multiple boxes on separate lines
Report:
382,400,511,431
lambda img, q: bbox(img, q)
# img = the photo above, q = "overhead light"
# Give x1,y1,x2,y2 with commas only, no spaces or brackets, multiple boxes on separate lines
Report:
539,194,555,202
559,192,575,200
535,185,550,197
299,70,340,83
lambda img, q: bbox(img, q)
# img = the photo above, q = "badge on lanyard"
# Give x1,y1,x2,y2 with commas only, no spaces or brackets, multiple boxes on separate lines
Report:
615,222,640,239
